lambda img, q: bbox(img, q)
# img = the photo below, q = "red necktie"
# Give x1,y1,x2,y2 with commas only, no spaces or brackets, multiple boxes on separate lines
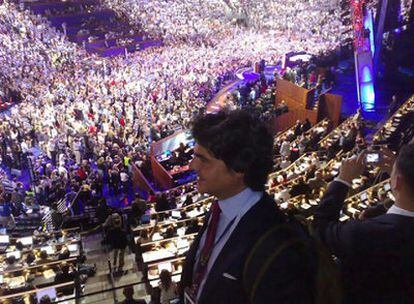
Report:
192,201,222,293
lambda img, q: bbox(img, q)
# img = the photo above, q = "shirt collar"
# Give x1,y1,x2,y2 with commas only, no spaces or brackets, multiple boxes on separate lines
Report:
218,187,263,221
387,204,414,218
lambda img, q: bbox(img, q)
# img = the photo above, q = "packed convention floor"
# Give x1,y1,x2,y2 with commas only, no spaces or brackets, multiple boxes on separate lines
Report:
1,0,414,303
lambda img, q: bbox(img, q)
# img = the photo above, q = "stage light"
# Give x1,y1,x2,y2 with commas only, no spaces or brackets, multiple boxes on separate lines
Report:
361,83,375,111
362,66,373,82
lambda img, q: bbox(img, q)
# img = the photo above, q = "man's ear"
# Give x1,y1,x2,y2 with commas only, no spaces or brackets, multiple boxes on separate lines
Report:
230,169,245,184
393,174,403,192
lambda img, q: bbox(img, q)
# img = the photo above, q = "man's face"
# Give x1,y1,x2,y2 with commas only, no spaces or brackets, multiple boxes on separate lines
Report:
189,143,244,200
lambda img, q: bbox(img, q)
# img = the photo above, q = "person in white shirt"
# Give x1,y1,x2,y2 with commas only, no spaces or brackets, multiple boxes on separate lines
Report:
274,186,291,203
47,139,57,166
279,138,291,157
73,138,82,165
120,170,129,193
279,156,291,169
20,140,29,155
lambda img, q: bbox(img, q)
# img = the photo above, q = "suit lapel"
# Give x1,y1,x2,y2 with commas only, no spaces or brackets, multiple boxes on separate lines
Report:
181,211,211,288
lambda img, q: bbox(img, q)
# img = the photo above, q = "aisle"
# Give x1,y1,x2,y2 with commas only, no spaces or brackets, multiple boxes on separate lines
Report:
80,232,148,303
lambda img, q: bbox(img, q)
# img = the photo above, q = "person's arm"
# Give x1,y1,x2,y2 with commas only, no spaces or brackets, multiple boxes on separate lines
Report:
312,154,365,257
358,202,391,220
172,281,178,296
313,181,349,223
148,216,159,239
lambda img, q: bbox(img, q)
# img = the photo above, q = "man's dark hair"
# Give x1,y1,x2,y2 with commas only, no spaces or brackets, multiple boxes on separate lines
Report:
40,250,48,260
61,264,70,274
6,255,16,265
191,110,274,191
26,252,36,264
396,143,414,192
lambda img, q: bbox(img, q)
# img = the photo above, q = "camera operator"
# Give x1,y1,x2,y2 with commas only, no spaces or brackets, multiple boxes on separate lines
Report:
313,145,414,303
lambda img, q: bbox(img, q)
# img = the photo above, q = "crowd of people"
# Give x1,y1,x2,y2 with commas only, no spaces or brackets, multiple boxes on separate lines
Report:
106,0,352,47
103,0,232,43
0,0,355,210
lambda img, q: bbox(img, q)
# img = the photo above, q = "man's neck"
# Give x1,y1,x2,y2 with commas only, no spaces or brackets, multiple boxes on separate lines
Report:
216,185,247,201
394,197,414,212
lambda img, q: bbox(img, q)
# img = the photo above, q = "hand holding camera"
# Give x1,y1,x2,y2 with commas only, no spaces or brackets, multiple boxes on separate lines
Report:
339,146,397,185
364,146,396,173
365,151,381,165
338,152,366,184
378,147,396,175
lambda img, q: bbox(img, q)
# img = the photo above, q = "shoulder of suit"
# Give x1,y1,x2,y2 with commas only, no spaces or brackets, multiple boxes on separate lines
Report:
366,213,414,225
256,193,286,219
241,193,290,234
342,214,410,240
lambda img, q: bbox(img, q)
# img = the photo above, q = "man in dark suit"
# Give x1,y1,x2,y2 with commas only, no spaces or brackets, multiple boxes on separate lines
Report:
180,110,315,304
313,145,414,303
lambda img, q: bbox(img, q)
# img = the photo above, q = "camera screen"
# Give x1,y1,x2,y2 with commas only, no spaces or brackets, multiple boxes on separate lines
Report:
360,192,368,201
366,153,379,163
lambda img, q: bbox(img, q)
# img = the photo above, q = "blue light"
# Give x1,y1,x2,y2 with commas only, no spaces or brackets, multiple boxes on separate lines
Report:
361,83,375,111
362,66,373,82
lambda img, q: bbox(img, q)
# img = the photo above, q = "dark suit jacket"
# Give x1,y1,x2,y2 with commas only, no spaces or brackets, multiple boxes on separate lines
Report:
313,181,414,303
180,193,314,304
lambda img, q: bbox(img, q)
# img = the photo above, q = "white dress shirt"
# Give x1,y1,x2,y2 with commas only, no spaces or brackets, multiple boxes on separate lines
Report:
387,205,414,218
